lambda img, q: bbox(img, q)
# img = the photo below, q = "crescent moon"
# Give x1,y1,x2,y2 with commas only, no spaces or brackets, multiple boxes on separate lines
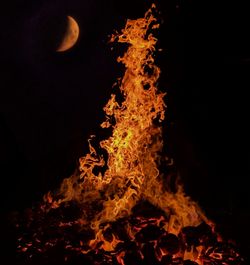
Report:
57,16,79,52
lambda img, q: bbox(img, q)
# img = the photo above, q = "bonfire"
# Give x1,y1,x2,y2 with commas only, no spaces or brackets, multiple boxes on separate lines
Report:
17,4,243,265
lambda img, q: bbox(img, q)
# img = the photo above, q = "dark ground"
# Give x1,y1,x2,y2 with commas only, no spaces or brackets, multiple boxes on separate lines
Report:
0,0,249,264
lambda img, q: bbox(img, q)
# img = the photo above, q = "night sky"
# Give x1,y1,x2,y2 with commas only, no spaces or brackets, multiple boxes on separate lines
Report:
0,0,250,263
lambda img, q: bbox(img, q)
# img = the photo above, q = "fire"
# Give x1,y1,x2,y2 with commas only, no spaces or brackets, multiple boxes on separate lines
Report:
17,3,243,265
50,3,208,234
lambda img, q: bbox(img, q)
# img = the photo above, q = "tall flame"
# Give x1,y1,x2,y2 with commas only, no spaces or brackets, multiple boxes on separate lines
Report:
18,4,244,265
46,4,209,236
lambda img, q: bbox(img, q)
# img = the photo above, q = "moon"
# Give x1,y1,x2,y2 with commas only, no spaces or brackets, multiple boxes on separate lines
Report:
57,16,79,52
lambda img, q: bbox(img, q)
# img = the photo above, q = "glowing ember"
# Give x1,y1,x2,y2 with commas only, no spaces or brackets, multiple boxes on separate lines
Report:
17,4,243,265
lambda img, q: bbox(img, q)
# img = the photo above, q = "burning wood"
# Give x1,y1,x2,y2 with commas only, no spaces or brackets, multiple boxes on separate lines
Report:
17,201,243,265
16,3,244,265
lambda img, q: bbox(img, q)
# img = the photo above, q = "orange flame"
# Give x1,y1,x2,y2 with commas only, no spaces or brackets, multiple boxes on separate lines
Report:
41,4,217,264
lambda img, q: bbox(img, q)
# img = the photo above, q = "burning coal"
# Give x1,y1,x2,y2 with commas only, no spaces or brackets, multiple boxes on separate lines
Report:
17,4,243,265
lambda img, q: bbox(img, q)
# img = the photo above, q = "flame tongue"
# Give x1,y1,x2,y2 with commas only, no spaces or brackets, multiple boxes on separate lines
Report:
94,4,165,226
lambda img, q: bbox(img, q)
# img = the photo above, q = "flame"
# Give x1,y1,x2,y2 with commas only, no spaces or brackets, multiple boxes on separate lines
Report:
47,3,209,234
48,2,208,256
17,4,243,265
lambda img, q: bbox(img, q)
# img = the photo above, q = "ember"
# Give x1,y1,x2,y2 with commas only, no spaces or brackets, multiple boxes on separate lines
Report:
17,201,243,265
16,3,244,265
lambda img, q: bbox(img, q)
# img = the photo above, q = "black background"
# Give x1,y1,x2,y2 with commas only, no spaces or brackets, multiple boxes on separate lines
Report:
0,0,249,263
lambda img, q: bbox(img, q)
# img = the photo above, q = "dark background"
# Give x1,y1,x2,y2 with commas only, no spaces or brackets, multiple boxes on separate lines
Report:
0,0,249,263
